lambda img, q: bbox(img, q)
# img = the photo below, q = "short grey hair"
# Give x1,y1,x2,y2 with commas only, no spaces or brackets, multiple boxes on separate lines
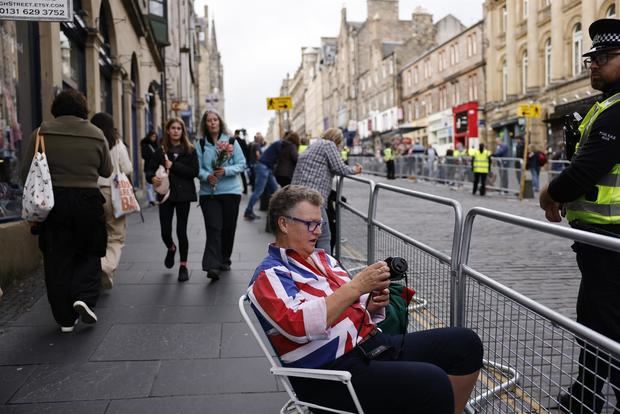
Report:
321,128,343,147
269,185,324,234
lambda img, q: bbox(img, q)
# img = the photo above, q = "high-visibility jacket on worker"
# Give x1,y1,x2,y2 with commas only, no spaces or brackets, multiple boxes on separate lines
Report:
566,91,620,224
341,148,349,161
383,147,394,162
472,149,491,173
298,144,308,154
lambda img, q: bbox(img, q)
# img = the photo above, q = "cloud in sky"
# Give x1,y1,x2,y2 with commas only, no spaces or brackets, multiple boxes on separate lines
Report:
193,0,484,137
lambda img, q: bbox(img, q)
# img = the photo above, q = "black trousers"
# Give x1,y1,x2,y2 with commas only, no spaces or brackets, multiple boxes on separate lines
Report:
199,194,241,271
569,242,620,413
38,187,107,326
473,172,487,195
290,327,483,414
386,160,395,179
240,169,248,194
158,200,191,262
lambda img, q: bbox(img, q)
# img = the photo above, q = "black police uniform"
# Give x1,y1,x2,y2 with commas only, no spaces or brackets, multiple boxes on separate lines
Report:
547,19,620,413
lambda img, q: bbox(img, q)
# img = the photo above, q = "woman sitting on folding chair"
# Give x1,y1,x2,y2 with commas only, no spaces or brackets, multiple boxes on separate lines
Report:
247,185,483,414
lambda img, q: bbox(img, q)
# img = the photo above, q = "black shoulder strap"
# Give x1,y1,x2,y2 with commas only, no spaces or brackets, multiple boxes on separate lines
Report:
200,138,206,153
228,137,235,145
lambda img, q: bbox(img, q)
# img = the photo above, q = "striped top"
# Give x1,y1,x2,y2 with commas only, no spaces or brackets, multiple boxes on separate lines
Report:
247,244,384,369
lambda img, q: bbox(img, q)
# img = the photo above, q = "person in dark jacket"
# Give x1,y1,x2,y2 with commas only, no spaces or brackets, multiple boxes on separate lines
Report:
20,89,112,333
140,131,159,206
146,118,199,282
274,132,300,187
233,129,250,194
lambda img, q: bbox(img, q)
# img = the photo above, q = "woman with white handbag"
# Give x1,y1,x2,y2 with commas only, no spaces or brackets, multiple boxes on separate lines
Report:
92,112,134,290
20,90,112,333
146,118,198,282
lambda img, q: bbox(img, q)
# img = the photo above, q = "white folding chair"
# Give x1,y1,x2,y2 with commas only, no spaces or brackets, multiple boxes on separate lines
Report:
238,295,364,414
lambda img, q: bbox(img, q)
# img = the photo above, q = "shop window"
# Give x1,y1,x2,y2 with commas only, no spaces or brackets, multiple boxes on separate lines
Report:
607,4,616,18
572,23,583,77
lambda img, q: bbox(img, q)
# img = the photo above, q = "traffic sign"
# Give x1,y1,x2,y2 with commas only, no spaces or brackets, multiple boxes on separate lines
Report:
267,96,293,111
517,103,542,118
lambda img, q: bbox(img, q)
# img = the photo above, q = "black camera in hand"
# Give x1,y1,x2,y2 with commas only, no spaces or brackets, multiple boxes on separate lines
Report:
385,256,408,281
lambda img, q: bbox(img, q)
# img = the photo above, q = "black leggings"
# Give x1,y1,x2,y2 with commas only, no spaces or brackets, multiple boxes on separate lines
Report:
290,327,483,414
158,200,191,261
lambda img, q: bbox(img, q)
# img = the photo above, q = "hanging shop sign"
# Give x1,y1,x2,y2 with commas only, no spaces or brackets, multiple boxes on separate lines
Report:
0,0,72,22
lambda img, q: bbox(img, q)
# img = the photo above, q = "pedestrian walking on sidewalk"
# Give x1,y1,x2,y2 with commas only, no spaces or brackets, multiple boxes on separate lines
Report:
141,131,159,206
540,18,620,414
274,131,300,187
243,136,282,220
20,89,112,333
472,143,491,196
196,110,246,280
291,128,362,252
146,118,198,282
93,112,133,290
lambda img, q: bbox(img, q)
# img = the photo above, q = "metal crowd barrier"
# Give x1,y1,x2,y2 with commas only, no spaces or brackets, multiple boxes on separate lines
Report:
459,208,620,413
335,175,620,413
349,155,570,196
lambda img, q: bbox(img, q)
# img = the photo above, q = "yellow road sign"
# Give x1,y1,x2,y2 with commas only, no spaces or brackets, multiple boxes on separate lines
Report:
267,96,293,111
517,103,542,118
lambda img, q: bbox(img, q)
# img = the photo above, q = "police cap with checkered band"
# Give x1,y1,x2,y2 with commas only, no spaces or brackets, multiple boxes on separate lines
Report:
584,18,620,56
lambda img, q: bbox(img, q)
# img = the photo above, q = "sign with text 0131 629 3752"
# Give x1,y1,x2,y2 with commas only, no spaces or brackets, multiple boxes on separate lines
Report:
0,0,72,22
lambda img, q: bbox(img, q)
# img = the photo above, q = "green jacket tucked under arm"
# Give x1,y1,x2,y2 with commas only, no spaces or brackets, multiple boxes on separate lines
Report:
21,115,112,188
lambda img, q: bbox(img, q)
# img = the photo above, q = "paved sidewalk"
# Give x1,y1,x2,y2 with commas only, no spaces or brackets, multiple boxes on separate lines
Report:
0,194,289,413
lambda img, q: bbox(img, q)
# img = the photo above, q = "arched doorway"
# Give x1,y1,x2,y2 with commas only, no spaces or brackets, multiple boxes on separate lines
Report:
131,55,140,185
98,0,115,115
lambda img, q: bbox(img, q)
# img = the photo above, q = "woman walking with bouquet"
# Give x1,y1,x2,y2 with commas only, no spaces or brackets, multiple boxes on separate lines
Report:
146,118,198,282
197,110,246,280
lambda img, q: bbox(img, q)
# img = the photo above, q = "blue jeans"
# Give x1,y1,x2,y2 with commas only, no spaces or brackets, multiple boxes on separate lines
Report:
315,207,330,252
530,168,540,192
245,163,278,215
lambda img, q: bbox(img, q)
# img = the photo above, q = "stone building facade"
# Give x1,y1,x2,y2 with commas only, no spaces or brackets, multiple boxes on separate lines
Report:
0,1,224,281
484,0,618,156
196,5,225,124
401,20,485,155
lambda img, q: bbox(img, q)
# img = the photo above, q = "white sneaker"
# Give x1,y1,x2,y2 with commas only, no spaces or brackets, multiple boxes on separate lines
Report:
73,301,97,324
60,319,79,333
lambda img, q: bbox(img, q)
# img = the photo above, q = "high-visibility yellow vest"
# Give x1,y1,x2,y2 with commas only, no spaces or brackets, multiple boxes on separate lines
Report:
565,91,620,224
453,150,462,158
472,150,491,173
298,144,308,153
341,148,349,161
467,148,477,157
384,148,394,161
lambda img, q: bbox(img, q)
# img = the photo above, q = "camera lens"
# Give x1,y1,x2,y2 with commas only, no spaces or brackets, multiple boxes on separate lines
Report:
385,256,408,281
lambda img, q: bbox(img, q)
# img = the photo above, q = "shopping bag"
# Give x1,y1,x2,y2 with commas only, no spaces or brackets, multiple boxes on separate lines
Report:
153,153,170,203
22,130,54,222
111,171,141,218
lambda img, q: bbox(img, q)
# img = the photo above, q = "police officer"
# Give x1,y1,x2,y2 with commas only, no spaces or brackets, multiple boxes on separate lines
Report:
539,18,620,414
471,143,491,196
383,144,395,179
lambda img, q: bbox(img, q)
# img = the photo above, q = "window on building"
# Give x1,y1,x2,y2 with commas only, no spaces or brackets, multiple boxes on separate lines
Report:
414,67,418,84
502,60,508,101
450,46,455,65
382,63,387,79
455,42,460,63
523,0,528,18
501,5,507,33
472,33,477,55
607,4,616,18
545,38,552,86
453,81,460,106
388,89,393,106
572,23,583,77
414,100,419,119
149,0,164,16
467,36,473,57
522,51,528,94
406,71,411,88
389,60,394,75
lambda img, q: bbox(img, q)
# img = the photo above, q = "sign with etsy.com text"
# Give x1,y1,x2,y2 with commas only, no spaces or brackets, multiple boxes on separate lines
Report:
0,0,72,22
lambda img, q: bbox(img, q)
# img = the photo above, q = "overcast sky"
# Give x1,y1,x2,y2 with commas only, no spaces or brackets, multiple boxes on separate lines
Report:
193,0,484,137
